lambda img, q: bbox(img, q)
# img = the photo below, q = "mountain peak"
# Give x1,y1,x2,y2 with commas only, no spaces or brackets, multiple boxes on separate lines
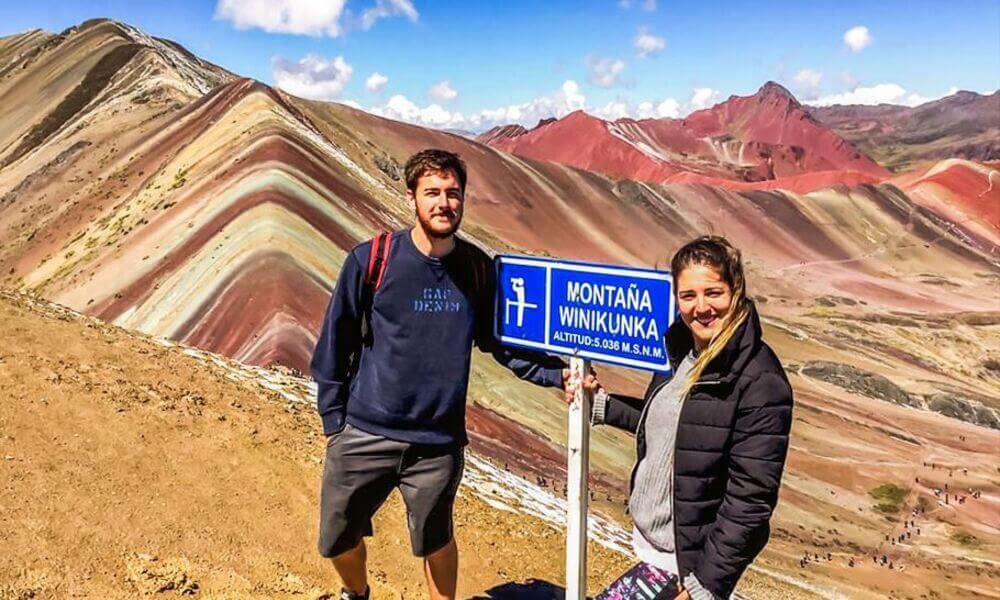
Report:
475,123,528,145
757,81,798,102
563,109,595,121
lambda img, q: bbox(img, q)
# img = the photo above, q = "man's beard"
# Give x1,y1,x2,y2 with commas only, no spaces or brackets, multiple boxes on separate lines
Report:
417,209,462,239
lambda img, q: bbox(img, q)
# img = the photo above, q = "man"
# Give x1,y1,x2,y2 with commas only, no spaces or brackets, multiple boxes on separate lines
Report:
311,149,569,600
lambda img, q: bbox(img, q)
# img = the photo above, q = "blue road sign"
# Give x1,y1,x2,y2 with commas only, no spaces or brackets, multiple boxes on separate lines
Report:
495,255,675,373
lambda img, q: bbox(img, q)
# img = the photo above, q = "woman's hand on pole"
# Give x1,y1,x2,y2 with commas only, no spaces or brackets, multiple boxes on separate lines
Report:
562,367,601,404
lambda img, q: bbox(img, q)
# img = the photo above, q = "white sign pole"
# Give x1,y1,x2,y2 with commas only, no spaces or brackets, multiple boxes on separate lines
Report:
566,355,592,600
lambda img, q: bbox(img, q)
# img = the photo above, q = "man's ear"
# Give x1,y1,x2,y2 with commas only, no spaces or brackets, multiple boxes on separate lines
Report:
405,188,415,208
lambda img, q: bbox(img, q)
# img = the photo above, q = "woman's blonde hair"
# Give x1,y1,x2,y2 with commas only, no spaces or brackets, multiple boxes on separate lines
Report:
670,236,749,395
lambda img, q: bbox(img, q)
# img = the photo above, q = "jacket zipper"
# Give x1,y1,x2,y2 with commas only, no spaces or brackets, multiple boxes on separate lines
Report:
670,375,721,580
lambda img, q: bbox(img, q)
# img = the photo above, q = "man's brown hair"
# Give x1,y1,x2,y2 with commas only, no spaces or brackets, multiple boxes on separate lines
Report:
404,149,468,193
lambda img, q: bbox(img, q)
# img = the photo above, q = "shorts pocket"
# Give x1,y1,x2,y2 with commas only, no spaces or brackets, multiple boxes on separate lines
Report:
326,422,353,447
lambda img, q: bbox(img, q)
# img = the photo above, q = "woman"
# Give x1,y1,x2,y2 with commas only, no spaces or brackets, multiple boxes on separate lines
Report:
579,236,793,600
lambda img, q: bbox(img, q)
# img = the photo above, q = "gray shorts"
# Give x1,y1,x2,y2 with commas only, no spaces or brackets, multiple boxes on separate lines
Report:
318,423,465,558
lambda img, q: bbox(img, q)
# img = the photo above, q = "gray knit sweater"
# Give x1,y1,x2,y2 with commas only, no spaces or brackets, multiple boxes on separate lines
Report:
629,352,695,546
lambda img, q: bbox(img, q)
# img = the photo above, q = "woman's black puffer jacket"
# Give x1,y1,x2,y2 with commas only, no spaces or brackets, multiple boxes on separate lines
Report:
600,301,793,598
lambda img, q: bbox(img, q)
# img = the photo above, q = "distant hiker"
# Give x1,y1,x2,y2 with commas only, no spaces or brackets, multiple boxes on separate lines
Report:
311,149,568,600
575,237,794,600
848,558,855,568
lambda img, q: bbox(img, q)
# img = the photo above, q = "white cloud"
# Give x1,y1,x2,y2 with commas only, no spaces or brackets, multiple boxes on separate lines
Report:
358,0,418,30
587,57,626,88
272,54,353,100
427,80,458,101
690,87,720,110
361,82,726,131
793,69,823,99
477,80,587,126
366,80,588,131
843,26,873,52
365,72,388,93
590,95,687,121
215,0,348,37
655,98,681,118
371,94,459,127
621,0,657,9
593,101,631,121
215,0,417,36
634,27,666,58
633,98,681,119
473,80,587,128
807,83,961,107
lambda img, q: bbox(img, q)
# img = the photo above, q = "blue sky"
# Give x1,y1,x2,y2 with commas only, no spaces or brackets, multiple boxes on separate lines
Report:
3,0,998,131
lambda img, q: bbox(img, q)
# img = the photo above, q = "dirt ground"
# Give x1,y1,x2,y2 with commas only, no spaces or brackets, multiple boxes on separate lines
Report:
8,287,993,599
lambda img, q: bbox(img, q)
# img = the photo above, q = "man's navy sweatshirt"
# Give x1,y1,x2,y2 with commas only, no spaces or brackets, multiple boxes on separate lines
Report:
310,230,566,446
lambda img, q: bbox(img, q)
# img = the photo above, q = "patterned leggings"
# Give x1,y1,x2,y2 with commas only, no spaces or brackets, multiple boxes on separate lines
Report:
595,562,681,600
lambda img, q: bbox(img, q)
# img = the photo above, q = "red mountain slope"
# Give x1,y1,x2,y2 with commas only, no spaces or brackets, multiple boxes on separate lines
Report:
479,82,889,190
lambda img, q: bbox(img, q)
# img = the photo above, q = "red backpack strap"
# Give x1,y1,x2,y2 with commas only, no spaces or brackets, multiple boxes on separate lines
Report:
374,233,393,290
360,232,391,346
366,232,387,287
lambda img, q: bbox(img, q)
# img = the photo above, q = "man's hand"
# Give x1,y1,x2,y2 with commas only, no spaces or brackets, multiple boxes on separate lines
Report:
561,367,601,404
674,589,691,600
